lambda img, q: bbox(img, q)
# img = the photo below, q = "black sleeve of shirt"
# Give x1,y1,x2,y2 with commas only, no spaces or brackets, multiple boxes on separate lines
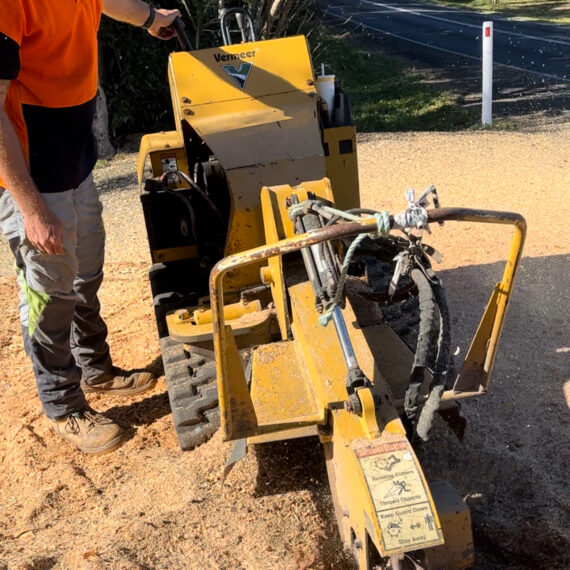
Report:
0,33,20,79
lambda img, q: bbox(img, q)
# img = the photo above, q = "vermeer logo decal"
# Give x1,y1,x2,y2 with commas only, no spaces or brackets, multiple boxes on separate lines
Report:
221,62,253,89
213,50,256,89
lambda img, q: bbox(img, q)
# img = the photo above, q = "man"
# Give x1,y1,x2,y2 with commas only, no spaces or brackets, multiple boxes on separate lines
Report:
0,0,182,455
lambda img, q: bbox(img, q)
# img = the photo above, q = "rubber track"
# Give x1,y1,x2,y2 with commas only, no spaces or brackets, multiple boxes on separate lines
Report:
160,337,220,451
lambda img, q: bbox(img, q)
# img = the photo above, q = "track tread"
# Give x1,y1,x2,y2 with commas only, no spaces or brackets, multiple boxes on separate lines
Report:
160,337,220,451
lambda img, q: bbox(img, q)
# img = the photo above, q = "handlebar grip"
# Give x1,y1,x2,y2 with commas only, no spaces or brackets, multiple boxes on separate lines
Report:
172,18,193,51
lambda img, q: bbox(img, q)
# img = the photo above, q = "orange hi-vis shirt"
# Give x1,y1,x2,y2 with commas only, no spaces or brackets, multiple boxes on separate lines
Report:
0,0,103,193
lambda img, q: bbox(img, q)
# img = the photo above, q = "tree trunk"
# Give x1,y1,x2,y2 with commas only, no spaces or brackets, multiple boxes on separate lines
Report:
274,0,297,38
93,80,115,159
262,0,286,38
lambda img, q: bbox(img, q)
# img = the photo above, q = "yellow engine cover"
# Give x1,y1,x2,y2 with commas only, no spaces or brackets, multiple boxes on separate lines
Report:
168,36,326,288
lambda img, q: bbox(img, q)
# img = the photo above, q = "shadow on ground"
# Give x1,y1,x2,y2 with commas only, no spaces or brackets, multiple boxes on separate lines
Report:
424,253,570,569
94,171,138,195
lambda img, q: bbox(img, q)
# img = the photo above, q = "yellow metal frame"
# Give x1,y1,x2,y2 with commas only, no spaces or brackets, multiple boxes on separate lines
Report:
323,124,360,211
137,130,189,190
428,208,527,395
166,298,273,344
259,179,336,339
207,202,524,563
210,206,526,437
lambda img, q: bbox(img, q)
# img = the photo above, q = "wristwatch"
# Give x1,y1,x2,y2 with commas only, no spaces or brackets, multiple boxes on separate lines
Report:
141,6,156,29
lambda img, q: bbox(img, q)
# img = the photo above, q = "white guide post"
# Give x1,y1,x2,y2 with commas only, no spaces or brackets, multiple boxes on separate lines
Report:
482,21,493,126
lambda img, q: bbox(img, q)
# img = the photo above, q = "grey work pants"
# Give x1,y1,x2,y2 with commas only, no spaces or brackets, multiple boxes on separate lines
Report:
0,174,113,418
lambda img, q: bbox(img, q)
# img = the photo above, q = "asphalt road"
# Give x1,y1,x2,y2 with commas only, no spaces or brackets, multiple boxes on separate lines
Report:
320,0,570,80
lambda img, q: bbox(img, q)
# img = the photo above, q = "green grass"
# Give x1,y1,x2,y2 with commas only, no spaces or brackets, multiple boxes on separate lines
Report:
316,35,478,132
432,1,570,24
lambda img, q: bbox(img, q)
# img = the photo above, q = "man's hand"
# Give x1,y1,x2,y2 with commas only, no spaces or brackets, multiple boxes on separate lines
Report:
101,1,181,40
148,9,181,40
23,206,64,255
0,79,63,255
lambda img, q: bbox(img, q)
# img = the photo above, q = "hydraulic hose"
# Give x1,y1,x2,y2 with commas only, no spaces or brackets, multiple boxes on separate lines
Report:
325,207,379,227
303,211,336,299
416,283,451,441
176,170,224,225
163,188,199,244
404,268,438,423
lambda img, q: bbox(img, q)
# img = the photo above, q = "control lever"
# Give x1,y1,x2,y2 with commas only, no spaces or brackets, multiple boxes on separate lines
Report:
172,18,193,51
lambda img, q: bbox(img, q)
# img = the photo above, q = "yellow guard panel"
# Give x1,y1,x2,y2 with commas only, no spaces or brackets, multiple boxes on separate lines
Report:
169,36,318,102
168,37,326,287
168,36,324,169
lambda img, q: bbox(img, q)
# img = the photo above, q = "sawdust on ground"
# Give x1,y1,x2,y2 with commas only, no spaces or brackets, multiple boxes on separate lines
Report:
0,125,569,569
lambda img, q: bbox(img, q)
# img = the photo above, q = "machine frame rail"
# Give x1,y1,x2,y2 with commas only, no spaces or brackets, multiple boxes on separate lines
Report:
209,206,527,439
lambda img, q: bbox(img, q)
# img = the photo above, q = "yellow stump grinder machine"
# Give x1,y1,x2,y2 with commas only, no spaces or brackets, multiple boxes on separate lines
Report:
136,8,526,569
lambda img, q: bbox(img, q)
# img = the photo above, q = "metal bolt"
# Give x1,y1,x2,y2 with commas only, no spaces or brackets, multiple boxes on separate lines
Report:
353,539,363,550
176,309,190,320
308,91,316,98
182,97,191,104
344,400,354,413
184,109,194,116
306,79,314,86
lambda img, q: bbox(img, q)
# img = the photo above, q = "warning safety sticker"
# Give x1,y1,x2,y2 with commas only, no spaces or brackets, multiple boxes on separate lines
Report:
357,441,443,553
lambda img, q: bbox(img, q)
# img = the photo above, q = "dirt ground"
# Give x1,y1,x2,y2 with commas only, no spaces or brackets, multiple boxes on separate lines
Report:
0,125,569,570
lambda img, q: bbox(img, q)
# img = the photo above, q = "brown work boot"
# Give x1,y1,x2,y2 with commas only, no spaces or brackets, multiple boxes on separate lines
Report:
50,408,126,455
81,366,157,396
